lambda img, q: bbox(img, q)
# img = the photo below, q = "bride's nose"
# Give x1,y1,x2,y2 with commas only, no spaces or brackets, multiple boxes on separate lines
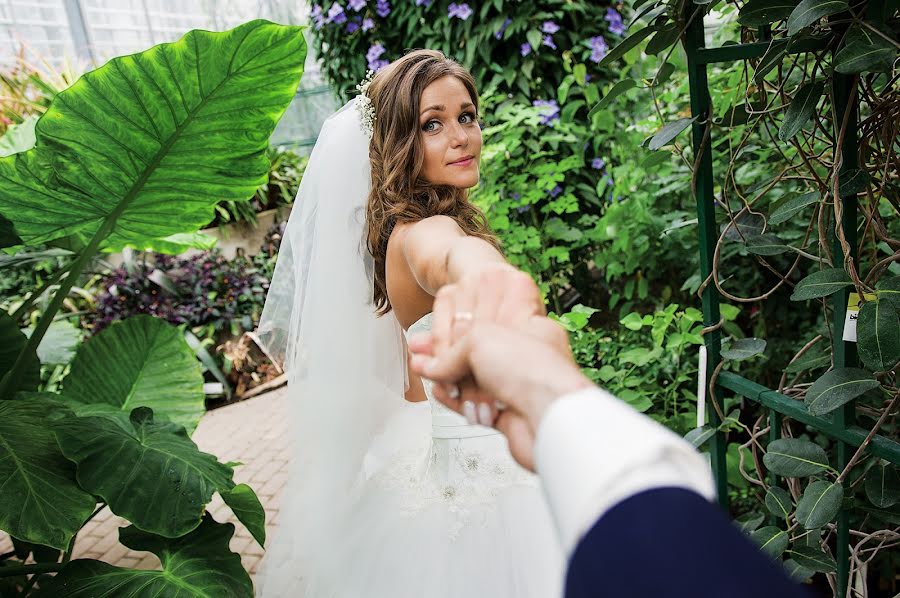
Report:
448,122,468,148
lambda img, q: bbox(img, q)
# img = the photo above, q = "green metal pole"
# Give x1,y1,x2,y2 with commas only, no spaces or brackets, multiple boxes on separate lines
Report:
831,67,859,598
683,5,729,510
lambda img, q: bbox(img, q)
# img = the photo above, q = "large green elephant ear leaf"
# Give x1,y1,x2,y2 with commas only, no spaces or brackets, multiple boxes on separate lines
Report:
39,514,252,597
54,407,234,537
0,396,95,550
62,314,204,432
0,311,41,397
0,19,306,250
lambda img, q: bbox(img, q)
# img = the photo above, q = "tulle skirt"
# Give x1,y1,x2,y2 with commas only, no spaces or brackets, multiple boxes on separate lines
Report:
256,402,566,598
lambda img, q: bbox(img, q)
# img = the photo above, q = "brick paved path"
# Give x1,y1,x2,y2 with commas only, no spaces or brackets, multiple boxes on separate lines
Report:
0,387,290,582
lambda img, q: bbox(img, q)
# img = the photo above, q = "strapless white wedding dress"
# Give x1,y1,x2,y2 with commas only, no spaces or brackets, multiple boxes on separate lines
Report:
258,312,565,597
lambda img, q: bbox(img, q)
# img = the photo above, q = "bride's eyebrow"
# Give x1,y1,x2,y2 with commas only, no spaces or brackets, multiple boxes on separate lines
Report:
420,102,475,117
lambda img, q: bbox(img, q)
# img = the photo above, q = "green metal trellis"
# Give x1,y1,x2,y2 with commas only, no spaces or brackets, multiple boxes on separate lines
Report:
681,6,900,597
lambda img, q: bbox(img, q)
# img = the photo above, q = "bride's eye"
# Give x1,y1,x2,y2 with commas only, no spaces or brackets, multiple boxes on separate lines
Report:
422,112,477,133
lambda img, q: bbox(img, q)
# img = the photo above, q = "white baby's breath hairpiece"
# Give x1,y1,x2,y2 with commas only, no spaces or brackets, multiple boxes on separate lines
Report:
355,69,377,139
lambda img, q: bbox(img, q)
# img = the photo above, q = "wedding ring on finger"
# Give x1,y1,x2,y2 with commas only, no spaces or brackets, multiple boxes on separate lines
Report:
453,311,474,322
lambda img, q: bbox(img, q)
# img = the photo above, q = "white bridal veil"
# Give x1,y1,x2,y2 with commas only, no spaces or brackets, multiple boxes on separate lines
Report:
254,96,412,595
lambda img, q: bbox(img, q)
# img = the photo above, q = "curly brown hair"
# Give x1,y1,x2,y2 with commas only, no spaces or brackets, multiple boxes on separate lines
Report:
364,49,502,316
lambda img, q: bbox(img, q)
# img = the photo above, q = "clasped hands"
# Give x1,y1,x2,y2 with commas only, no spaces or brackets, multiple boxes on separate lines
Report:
408,264,592,472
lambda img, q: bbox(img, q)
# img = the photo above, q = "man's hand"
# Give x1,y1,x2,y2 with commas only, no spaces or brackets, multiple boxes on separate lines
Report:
409,317,591,471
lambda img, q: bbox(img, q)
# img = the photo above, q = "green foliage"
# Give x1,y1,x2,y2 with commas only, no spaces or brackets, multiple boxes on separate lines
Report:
307,0,624,106
0,20,304,595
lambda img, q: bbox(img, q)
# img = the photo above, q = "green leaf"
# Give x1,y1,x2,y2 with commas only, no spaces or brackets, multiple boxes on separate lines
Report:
137,231,219,255
835,42,896,74
755,39,790,82
735,512,766,533
645,25,681,55
62,314,205,432
750,525,789,558
770,191,820,225
526,29,542,51
785,342,831,373
786,0,848,35
764,438,829,477
739,0,798,25
790,268,853,301
589,79,637,117
22,320,82,366
722,337,767,360
783,558,815,581
837,168,870,196
620,312,645,331
805,367,880,416
41,514,253,597
0,397,95,550
795,480,843,529
778,81,823,141
649,117,697,151
745,233,790,256
220,483,266,547
857,299,900,371
684,425,716,448
789,546,837,573
597,26,655,68
0,20,307,250
765,486,793,518
0,311,41,397
722,212,765,241
0,115,38,157
864,462,900,508
54,407,234,538
876,276,900,305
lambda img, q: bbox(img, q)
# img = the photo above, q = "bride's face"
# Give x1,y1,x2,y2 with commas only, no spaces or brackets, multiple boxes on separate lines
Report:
418,75,481,189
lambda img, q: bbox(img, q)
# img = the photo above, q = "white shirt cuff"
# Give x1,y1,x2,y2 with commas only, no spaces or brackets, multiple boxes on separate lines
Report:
534,386,716,557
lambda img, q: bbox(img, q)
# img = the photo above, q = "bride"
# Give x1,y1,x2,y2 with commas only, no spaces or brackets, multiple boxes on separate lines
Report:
254,49,565,597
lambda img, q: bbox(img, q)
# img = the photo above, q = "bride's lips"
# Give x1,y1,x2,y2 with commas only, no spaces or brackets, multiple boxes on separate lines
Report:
449,156,475,167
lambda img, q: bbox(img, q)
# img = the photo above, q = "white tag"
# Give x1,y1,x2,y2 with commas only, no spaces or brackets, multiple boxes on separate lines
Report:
842,293,876,343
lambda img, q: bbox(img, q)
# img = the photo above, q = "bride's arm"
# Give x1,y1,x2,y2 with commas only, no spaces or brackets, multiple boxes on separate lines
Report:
401,215,513,294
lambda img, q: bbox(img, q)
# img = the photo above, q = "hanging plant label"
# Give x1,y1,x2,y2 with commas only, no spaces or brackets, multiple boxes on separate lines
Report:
841,292,876,343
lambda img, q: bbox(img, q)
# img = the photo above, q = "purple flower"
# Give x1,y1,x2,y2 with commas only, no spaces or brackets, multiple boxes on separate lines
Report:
605,7,626,36
376,0,390,17
349,0,366,11
542,34,557,50
326,2,344,23
533,99,560,126
547,185,563,198
495,17,512,39
591,157,606,170
367,42,387,70
347,20,360,33
311,4,325,29
516,204,531,214
589,35,608,62
520,42,532,57
362,17,375,31
542,20,560,34
584,73,592,83
448,3,473,19
416,0,432,5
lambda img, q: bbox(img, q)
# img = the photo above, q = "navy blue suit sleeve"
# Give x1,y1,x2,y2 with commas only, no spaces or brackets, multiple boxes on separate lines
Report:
565,487,813,598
